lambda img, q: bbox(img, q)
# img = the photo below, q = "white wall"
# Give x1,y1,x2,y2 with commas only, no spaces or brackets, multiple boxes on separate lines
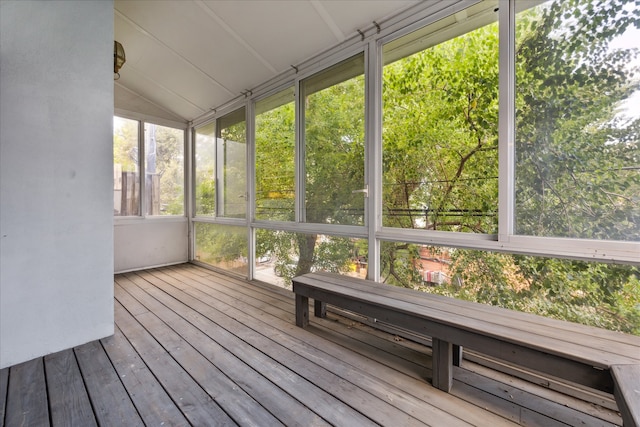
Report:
0,0,114,368
114,219,188,273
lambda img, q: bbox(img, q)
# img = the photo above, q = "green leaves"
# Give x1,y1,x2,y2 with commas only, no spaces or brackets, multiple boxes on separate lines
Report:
382,21,499,233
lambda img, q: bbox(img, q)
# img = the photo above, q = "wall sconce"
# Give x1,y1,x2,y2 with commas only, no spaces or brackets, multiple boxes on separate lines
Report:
114,41,126,80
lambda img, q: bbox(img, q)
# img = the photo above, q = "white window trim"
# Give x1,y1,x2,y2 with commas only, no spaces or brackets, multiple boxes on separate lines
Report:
114,112,187,221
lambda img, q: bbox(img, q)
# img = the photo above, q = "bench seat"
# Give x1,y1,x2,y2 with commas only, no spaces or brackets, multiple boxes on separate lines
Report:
293,272,640,426
611,364,640,427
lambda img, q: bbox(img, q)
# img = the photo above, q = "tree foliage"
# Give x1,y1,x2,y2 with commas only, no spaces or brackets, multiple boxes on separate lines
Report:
255,101,295,221
383,23,499,233
377,0,640,334
194,0,640,334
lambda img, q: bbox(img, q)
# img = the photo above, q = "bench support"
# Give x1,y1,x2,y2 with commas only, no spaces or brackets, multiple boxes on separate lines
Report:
432,338,453,392
295,294,309,327
453,344,463,367
297,293,464,392
314,300,326,318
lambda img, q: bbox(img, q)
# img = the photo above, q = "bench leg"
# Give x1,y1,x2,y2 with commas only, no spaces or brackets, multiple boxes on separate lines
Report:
432,338,453,392
314,300,326,318
453,344,463,367
296,294,309,328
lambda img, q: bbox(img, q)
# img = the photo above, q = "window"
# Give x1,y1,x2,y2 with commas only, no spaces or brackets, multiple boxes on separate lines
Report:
255,88,295,221
254,228,367,288
194,108,247,218
113,115,185,217
218,108,247,218
194,122,216,216
144,123,184,215
380,241,639,334
187,0,638,331
194,222,248,276
515,0,640,241
113,116,140,216
382,2,499,233
301,54,366,226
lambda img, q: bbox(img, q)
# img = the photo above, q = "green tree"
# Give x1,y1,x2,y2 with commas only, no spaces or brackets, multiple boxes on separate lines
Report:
255,100,295,221
382,23,499,234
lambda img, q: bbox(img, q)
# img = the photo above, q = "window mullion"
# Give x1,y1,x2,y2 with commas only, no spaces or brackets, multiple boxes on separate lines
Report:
138,120,146,217
367,39,382,282
498,0,516,241
295,78,305,223
246,100,256,280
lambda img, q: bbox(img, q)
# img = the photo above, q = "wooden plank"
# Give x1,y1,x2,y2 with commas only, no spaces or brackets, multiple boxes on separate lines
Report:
298,272,640,358
304,272,640,355
5,357,49,427
611,364,640,427
173,266,431,378
0,368,8,427
132,309,285,427
159,265,524,427
465,354,621,419
44,349,97,427
73,340,144,427
144,267,514,426
163,264,623,427
450,368,618,427
113,277,149,315
113,300,237,426
172,265,627,426
116,275,330,427
453,368,619,427
124,272,387,426
132,271,431,426
101,326,190,427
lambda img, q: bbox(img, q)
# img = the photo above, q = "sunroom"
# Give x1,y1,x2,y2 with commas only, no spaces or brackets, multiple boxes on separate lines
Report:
1,0,638,425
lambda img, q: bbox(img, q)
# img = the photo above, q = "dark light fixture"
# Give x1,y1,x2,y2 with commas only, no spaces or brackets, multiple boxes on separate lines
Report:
114,41,126,80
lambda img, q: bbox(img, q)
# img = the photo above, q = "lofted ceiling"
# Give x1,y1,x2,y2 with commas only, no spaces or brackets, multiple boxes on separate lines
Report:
114,0,421,123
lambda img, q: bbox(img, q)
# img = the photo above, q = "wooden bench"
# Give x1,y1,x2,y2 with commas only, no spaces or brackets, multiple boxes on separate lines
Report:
293,272,640,427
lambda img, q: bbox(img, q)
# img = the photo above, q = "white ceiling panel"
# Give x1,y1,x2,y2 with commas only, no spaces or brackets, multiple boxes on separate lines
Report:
202,1,341,72
113,0,422,122
319,1,420,36
115,1,268,94
115,83,185,122
115,14,231,109
117,66,207,120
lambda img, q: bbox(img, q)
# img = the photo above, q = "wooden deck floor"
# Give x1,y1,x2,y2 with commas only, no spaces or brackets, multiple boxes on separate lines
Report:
0,264,623,426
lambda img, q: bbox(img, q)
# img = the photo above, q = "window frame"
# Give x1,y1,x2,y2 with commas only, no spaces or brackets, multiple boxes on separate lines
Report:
113,110,187,221
188,0,639,273
299,51,368,227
